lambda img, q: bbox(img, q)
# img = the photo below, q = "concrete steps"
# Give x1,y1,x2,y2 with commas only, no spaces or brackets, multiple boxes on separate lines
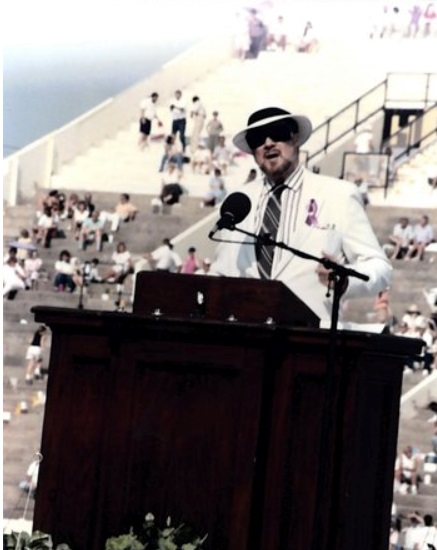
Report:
48,38,399,197
344,204,435,324
394,491,437,517
344,260,435,324
392,387,437,517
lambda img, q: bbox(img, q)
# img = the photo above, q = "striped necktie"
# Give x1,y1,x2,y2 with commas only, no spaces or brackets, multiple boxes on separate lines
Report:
257,184,286,279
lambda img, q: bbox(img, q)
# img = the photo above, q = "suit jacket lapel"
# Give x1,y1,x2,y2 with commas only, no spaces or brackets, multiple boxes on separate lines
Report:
272,170,325,279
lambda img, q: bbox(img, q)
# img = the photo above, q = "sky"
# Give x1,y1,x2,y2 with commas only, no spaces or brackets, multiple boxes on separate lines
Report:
2,0,240,47
2,0,396,48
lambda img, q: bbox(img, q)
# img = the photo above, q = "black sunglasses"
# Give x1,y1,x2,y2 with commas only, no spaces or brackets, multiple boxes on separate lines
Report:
246,122,295,150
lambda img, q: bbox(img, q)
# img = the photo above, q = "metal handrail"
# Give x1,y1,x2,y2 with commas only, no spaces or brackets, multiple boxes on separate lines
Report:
383,102,437,162
306,72,437,166
312,78,388,133
340,102,437,197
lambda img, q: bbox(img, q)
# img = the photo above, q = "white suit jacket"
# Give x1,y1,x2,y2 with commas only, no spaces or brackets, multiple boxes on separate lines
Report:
211,169,392,323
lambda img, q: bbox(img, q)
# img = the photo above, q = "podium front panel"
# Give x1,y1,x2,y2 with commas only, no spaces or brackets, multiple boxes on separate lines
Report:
134,272,319,327
31,308,421,550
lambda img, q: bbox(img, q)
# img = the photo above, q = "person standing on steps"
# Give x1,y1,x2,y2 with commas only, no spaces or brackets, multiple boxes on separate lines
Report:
25,325,48,384
170,89,188,152
206,111,224,155
138,92,162,150
190,96,207,154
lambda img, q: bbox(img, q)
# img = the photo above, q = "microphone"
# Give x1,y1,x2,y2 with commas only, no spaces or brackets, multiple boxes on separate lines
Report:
208,192,251,239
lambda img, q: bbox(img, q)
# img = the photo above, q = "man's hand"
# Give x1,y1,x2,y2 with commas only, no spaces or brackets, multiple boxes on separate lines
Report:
316,253,349,295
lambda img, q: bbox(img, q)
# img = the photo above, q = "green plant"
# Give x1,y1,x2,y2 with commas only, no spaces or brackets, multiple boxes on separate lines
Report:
2,513,207,550
105,513,207,550
3,530,72,550
105,528,144,550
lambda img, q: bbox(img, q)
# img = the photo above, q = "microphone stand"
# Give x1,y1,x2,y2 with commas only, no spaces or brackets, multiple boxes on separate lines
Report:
77,261,92,310
210,225,369,548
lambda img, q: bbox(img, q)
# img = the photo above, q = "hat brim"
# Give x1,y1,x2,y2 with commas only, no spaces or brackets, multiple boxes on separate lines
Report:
232,113,312,154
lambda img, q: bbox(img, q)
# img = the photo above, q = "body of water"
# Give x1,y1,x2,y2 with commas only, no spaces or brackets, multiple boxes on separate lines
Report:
3,38,202,157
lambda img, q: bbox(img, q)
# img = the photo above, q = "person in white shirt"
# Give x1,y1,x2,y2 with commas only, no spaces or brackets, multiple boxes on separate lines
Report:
35,206,57,248
191,143,212,175
383,216,414,260
416,514,437,550
394,445,420,494
53,249,79,292
170,90,187,152
103,242,133,282
405,214,434,261
148,238,182,273
268,14,287,51
190,96,207,154
402,304,427,337
138,92,161,150
3,256,26,298
211,135,235,175
18,455,42,498
403,513,425,550
72,201,89,240
24,250,43,290
353,125,374,177
354,126,374,154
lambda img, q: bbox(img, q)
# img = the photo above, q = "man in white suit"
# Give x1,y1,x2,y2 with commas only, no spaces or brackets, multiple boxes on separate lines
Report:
210,107,391,323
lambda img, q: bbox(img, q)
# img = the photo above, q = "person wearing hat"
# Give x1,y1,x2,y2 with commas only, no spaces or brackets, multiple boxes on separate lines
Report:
210,106,391,323
402,304,425,335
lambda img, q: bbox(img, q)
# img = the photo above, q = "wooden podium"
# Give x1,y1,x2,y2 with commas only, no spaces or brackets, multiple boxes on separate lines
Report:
32,274,421,550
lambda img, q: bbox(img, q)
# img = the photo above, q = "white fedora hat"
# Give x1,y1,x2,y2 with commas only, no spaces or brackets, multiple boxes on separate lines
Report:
233,107,312,154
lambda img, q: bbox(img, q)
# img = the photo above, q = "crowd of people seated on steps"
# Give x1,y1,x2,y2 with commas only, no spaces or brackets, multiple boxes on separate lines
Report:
151,152,231,213
382,214,435,262
3,190,140,303
399,303,437,376
370,290,437,373
31,189,139,249
390,385,437,543
4,183,221,307
390,402,437,548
